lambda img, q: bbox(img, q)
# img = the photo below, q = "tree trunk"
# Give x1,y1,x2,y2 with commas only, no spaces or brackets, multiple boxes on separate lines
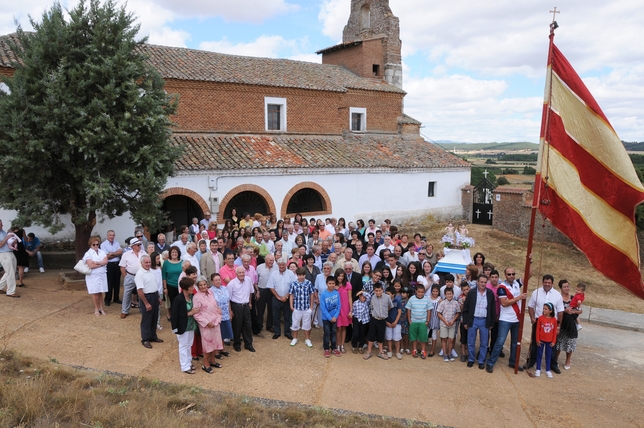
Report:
74,210,97,261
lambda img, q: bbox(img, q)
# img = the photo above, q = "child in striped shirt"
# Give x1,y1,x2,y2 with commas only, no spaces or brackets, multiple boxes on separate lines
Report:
351,291,370,353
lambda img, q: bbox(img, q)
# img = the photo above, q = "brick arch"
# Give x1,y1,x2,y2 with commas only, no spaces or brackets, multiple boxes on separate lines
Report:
161,187,210,214
218,184,277,224
281,181,333,219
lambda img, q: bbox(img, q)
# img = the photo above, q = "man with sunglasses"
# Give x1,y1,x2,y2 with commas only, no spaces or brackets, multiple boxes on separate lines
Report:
485,267,527,373
119,237,143,319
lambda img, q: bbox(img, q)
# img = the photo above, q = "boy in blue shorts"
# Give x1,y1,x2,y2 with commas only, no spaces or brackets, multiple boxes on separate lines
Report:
385,286,403,360
406,284,432,359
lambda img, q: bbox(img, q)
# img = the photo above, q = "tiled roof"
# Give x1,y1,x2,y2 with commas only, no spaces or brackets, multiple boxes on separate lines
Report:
0,33,20,68
139,44,404,94
398,114,421,125
0,34,405,94
315,41,362,55
172,133,470,172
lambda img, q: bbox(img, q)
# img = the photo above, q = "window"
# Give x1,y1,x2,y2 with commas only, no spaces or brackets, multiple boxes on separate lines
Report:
372,64,380,76
349,107,366,132
428,182,436,197
264,97,287,131
361,5,371,29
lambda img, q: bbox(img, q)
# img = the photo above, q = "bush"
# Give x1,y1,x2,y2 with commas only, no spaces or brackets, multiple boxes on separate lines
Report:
523,166,537,175
497,176,510,185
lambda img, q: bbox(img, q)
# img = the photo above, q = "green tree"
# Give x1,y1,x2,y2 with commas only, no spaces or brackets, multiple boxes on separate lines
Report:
0,0,181,260
470,167,497,186
522,166,536,175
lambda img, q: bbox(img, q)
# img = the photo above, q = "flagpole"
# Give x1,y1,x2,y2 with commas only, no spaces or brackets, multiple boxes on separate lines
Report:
514,19,558,375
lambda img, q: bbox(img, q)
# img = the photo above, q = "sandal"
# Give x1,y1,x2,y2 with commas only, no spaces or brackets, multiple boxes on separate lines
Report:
220,351,230,357
377,353,389,360
428,352,434,357
183,369,195,375
363,352,372,360
210,362,222,368
130,303,139,308
191,365,195,371
215,354,222,359
202,366,213,374
17,283,25,287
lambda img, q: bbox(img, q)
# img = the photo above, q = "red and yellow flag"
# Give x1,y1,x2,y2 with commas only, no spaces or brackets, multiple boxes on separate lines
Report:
537,44,644,299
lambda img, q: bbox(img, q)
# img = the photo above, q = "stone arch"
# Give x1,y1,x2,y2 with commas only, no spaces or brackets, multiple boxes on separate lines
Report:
218,184,277,224
161,187,210,214
360,4,371,29
281,182,333,219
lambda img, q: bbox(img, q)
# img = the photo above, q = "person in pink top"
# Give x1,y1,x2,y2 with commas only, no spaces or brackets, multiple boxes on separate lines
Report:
192,276,224,374
334,268,353,354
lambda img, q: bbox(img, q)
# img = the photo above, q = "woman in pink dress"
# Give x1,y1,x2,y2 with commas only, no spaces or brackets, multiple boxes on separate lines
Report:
192,277,223,374
334,268,353,354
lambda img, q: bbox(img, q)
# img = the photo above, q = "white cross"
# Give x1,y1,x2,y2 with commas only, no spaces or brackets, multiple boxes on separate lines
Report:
483,170,489,179
488,210,493,220
475,209,481,218
550,7,560,23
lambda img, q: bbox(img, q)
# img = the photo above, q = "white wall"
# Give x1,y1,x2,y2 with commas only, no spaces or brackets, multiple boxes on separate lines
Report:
0,168,469,242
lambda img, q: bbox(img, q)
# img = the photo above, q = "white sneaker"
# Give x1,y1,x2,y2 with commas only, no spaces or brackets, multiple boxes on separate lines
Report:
576,324,582,331
374,342,379,349
546,371,553,378
305,339,313,348
451,349,458,358
396,353,403,360
564,365,571,370
534,370,541,377
387,351,393,358
24,267,29,273
439,349,444,356
39,267,45,273
290,338,298,346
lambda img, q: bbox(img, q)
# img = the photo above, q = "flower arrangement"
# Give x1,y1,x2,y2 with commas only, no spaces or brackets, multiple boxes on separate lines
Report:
441,235,454,248
459,236,475,249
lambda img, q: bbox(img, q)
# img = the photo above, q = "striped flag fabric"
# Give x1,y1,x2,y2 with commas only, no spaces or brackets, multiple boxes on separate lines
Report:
537,44,644,299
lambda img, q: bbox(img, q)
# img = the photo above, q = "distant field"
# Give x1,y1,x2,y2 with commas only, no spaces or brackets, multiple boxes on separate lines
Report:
434,142,539,152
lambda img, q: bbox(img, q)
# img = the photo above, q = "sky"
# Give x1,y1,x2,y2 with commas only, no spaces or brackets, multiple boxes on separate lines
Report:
2,0,644,143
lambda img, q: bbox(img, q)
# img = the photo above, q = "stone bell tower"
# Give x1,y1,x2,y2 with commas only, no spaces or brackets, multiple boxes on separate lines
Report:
317,0,403,89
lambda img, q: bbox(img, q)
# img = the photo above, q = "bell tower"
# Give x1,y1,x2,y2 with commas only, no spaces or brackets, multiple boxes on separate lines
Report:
317,0,403,89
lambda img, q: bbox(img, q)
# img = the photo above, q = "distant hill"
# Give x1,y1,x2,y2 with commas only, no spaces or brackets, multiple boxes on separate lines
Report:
623,142,644,151
433,142,539,152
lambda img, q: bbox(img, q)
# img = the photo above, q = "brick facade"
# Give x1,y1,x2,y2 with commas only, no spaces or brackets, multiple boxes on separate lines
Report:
162,187,210,215
321,38,385,81
165,79,403,134
492,188,573,246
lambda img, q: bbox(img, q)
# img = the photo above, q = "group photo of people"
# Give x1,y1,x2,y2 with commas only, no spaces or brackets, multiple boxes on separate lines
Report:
71,210,583,377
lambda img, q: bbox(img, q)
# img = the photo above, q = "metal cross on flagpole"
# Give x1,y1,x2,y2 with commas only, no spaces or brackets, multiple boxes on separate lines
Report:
549,7,560,23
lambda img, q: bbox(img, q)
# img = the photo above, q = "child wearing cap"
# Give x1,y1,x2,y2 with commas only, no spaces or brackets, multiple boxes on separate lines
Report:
351,290,370,353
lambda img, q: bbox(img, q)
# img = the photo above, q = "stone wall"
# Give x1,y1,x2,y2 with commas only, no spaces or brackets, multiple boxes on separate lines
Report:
492,187,573,246
461,185,474,222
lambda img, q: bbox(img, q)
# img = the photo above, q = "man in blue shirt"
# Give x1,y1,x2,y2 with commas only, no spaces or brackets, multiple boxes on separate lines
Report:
24,233,45,273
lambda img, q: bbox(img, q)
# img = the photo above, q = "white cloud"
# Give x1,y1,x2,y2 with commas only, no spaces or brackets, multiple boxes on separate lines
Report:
147,26,191,47
152,0,298,23
199,35,317,61
404,74,542,143
319,0,348,41
199,35,292,58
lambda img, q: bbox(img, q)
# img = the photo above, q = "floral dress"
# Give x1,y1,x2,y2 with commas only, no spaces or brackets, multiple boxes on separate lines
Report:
400,297,409,335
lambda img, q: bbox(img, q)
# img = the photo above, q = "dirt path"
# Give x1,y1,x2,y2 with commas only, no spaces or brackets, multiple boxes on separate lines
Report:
2,273,644,427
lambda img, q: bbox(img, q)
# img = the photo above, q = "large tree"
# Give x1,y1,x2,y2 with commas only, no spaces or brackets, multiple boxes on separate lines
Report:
0,0,181,260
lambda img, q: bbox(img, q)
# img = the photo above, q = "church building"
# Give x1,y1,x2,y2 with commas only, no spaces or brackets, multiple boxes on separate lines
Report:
0,0,469,240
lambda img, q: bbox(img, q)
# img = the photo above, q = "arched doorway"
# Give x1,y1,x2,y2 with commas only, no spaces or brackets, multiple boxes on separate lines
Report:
157,187,209,243
218,184,277,224
281,182,332,218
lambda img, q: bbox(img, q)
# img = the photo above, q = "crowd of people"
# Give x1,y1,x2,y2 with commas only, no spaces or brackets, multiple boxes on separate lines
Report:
0,220,46,298
6,209,583,378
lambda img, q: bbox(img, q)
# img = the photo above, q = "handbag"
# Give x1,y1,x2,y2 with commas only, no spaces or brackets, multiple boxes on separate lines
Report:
74,260,92,275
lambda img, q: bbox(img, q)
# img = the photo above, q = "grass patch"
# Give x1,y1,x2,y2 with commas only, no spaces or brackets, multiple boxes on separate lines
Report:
0,350,432,427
